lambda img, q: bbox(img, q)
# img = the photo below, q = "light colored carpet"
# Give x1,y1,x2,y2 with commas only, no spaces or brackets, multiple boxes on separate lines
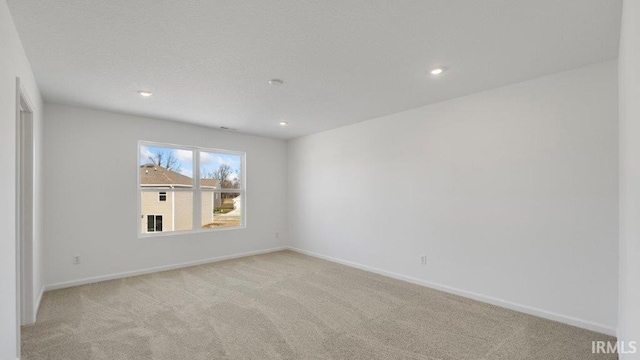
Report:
22,250,616,360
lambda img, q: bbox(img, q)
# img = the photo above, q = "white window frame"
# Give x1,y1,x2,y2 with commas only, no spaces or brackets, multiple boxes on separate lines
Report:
138,141,247,238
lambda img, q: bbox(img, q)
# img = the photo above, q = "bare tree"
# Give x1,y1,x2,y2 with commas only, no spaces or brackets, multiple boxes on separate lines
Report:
201,171,214,179
210,164,240,190
148,152,182,172
213,164,232,187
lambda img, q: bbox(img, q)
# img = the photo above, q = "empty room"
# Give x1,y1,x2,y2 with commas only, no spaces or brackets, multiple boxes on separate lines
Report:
1,0,639,359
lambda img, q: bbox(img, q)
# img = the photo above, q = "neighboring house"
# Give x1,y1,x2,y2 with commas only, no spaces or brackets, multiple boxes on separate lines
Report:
201,178,222,227
140,164,220,233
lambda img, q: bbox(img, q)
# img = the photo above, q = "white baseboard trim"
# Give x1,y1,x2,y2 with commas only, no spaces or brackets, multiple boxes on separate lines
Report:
43,246,289,292
286,246,617,337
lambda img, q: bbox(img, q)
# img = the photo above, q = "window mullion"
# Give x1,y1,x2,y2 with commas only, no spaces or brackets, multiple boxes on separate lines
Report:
194,149,201,230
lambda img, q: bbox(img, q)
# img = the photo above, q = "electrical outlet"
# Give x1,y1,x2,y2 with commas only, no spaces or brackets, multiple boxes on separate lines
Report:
73,255,81,265
420,254,427,265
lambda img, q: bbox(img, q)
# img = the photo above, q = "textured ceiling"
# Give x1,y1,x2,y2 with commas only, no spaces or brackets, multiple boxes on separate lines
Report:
8,0,622,139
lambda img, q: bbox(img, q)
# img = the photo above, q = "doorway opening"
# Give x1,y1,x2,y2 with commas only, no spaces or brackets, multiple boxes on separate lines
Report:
16,78,35,357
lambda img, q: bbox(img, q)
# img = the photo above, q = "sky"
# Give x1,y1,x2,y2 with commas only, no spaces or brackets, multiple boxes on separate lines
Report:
140,145,241,181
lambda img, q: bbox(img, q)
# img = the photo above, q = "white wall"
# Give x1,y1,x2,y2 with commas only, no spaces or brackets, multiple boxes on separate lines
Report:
618,0,640,357
0,0,44,358
288,61,619,335
43,104,287,287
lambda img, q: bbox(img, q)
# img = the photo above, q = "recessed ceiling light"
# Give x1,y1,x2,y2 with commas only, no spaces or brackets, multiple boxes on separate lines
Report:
269,79,284,85
430,68,444,75
279,121,288,126
138,90,153,97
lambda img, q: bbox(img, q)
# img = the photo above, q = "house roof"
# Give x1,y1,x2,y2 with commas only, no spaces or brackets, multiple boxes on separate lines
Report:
140,164,218,188
200,178,219,188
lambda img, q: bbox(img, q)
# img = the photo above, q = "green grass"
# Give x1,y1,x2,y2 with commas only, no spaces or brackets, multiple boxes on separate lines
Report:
213,198,236,214
214,208,234,214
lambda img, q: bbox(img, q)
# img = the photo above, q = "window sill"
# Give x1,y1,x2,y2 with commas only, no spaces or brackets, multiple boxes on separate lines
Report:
138,225,247,239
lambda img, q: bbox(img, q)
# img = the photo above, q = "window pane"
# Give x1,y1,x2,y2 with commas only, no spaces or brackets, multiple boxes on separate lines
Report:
200,151,242,189
147,215,154,232
155,215,163,232
141,191,193,233
201,192,242,228
140,145,193,188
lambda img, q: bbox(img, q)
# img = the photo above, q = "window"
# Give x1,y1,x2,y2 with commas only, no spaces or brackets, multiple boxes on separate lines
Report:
139,142,245,236
147,215,163,232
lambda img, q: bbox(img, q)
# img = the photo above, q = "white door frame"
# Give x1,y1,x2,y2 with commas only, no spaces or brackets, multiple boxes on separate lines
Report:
15,77,36,357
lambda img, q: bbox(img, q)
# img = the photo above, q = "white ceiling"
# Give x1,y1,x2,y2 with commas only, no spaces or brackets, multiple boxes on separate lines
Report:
8,0,622,139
